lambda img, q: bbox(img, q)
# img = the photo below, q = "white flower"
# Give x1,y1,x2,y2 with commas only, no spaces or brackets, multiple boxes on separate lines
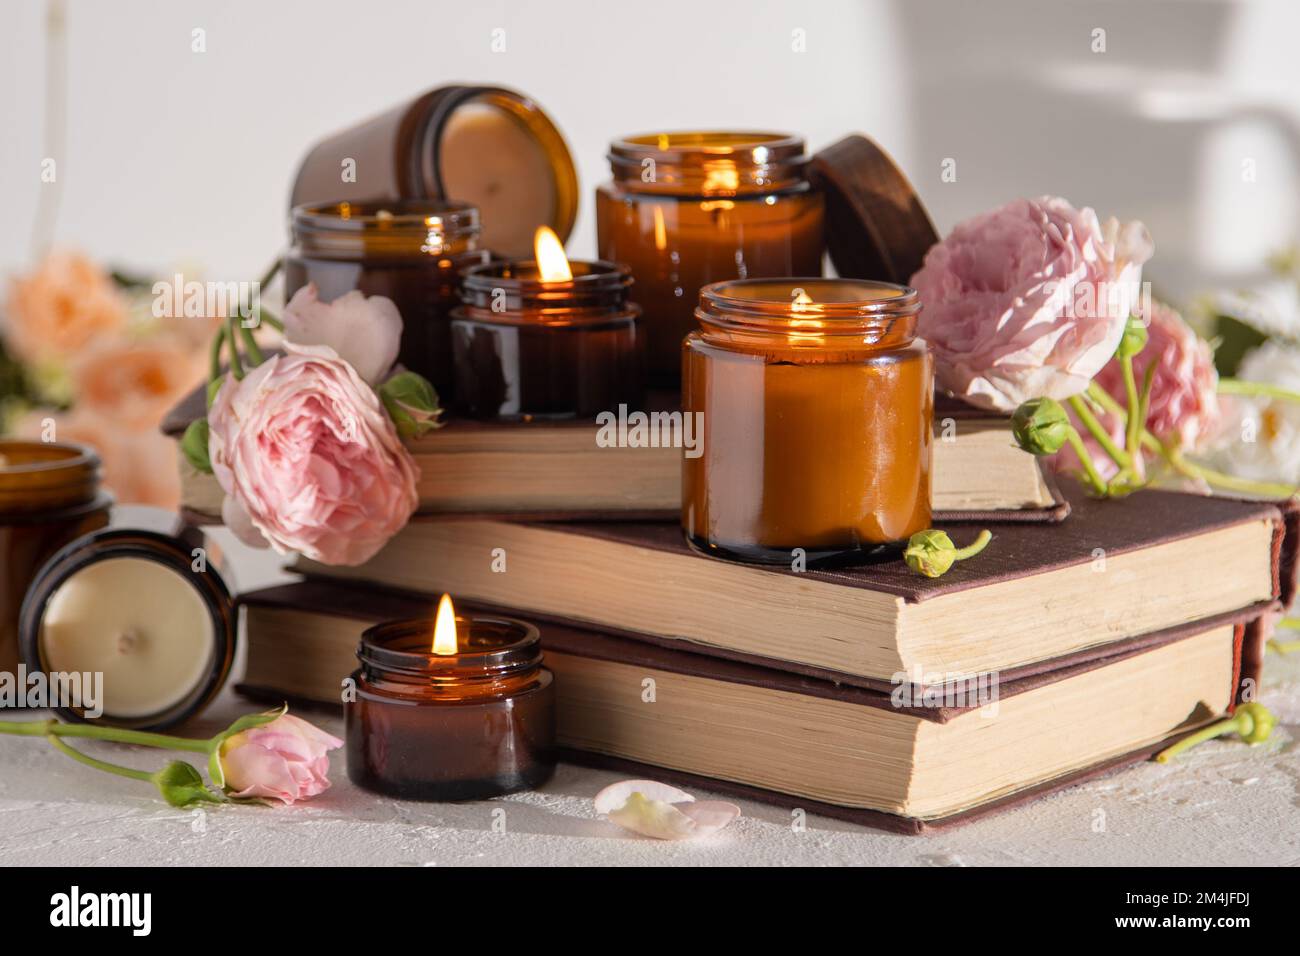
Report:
1208,341,1300,485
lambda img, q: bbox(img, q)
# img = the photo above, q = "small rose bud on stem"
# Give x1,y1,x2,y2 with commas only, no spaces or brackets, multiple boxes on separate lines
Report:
1011,397,1110,495
1154,702,1277,764
904,529,992,578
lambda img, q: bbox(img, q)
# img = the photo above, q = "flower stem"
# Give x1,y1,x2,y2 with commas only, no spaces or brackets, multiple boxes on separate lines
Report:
226,316,244,380
257,256,282,291
46,734,154,783
239,322,265,366
0,719,209,752
952,529,992,560
1165,449,1298,499
1064,426,1109,495
1278,616,1300,630
208,324,226,383
1218,378,1300,404
1268,638,1300,654
1120,354,1142,466
1067,394,1131,471
1154,716,1240,764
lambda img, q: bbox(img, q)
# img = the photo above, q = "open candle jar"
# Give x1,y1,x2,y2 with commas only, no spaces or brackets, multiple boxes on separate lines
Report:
682,278,933,566
450,228,644,420
345,595,556,801
285,199,489,400
597,131,826,384
19,528,236,729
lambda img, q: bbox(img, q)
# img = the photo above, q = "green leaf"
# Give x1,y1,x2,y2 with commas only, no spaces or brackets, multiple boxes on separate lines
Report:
378,371,444,440
151,761,222,808
180,419,213,474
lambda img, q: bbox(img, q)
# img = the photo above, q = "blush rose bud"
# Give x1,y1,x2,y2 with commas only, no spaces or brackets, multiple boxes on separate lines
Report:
904,529,993,578
1011,397,1071,456
217,713,343,804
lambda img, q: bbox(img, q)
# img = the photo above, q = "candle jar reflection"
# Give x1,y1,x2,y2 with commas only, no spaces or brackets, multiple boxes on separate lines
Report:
682,278,932,566
451,260,643,420
596,131,825,384
285,199,489,400
346,615,556,801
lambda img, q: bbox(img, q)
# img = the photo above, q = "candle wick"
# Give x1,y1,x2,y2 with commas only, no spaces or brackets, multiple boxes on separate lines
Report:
116,630,138,655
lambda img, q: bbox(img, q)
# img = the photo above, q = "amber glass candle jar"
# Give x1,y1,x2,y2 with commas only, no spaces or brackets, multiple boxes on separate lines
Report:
596,131,825,384
0,441,111,681
285,199,489,400
683,279,932,566
451,260,643,420
346,609,556,801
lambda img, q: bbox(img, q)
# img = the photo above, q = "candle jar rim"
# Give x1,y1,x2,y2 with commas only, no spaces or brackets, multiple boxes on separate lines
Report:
607,130,808,195
358,615,543,681
697,278,920,338
458,259,637,322
293,198,480,232
0,440,103,515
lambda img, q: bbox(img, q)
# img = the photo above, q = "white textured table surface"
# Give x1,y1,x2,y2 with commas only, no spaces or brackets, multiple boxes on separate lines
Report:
3,521,1299,867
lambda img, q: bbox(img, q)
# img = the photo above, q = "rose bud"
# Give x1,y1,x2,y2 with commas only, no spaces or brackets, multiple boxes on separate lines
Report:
1011,397,1071,456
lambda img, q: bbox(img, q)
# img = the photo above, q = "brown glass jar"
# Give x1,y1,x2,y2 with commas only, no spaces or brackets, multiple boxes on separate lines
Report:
0,441,111,680
284,199,488,400
597,132,826,384
451,259,643,420
346,613,556,801
290,85,579,259
682,279,932,566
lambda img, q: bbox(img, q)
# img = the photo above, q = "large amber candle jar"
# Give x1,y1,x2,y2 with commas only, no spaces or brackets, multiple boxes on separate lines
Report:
683,279,932,566
285,199,489,400
596,132,825,384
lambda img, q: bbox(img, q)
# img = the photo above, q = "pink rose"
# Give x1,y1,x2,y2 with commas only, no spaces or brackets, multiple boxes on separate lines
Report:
283,284,402,385
1055,301,1221,478
912,196,1153,413
218,713,343,804
208,342,419,565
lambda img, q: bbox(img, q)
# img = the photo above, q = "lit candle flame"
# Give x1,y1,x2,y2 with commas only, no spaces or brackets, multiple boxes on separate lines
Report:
433,593,458,655
789,288,824,343
534,226,573,282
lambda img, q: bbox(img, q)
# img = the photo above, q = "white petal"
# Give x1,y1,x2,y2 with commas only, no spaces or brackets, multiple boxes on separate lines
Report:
221,495,270,550
676,800,742,835
593,779,694,814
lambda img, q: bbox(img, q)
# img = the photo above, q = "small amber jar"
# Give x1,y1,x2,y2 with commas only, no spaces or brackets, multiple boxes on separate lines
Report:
597,131,825,384
683,279,932,566
451,260,643,420
346,614,556,801
285,199,489,400
0,441,112,680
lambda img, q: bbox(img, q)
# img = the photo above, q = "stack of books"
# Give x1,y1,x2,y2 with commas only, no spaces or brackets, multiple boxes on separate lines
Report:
163,390,1298,833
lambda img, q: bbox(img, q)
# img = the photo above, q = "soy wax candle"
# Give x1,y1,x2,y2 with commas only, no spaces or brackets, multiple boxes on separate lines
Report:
597,131,825,384
682,278,932,566
450,227,643,420
345,594,555,801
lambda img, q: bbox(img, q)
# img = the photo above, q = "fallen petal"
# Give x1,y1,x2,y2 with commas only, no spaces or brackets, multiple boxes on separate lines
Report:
676,800,742,835
594,780,741,841
593,778,694,815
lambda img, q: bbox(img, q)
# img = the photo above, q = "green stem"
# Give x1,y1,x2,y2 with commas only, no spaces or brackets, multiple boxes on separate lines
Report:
1067,394,1131,471
1154,715,1242,764
257,256,282,292
226,315,244,380
1086,383,1163,455
952,529,992,561
1218,378,1300,404
257,307,284,333
1121,354,1142,465
46,734,154,783
1278,616,1300,631
208,324,226,383
1064,426,1109,495
239,322,265,366
1166,449,1298,499
1268,638,1300,654
0,719,209,752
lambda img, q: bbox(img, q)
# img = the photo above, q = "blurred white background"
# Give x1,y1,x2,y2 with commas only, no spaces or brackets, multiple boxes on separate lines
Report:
2,0,1299,309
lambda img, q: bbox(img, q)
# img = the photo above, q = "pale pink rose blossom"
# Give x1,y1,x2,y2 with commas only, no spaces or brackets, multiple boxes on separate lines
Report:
911,196,1153,413
593,779,741,841
207,342,419,565
1054,301,1221,478
282,284,402,385
218,713,343,804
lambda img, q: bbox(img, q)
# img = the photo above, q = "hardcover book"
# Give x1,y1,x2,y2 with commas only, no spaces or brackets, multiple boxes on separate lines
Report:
295,484,1293,688
162,386,1066,523
236,581,1270,833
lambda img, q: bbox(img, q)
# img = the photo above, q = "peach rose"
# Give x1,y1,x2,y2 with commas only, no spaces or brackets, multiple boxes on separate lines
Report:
3,251,128,364
207,342,419,565
72,337,206,431
218,713,343,804
912,197,1153,413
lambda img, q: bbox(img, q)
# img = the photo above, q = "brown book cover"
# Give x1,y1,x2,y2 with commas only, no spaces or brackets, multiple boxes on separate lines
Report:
296,484,1297,689
235,581,1271,834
